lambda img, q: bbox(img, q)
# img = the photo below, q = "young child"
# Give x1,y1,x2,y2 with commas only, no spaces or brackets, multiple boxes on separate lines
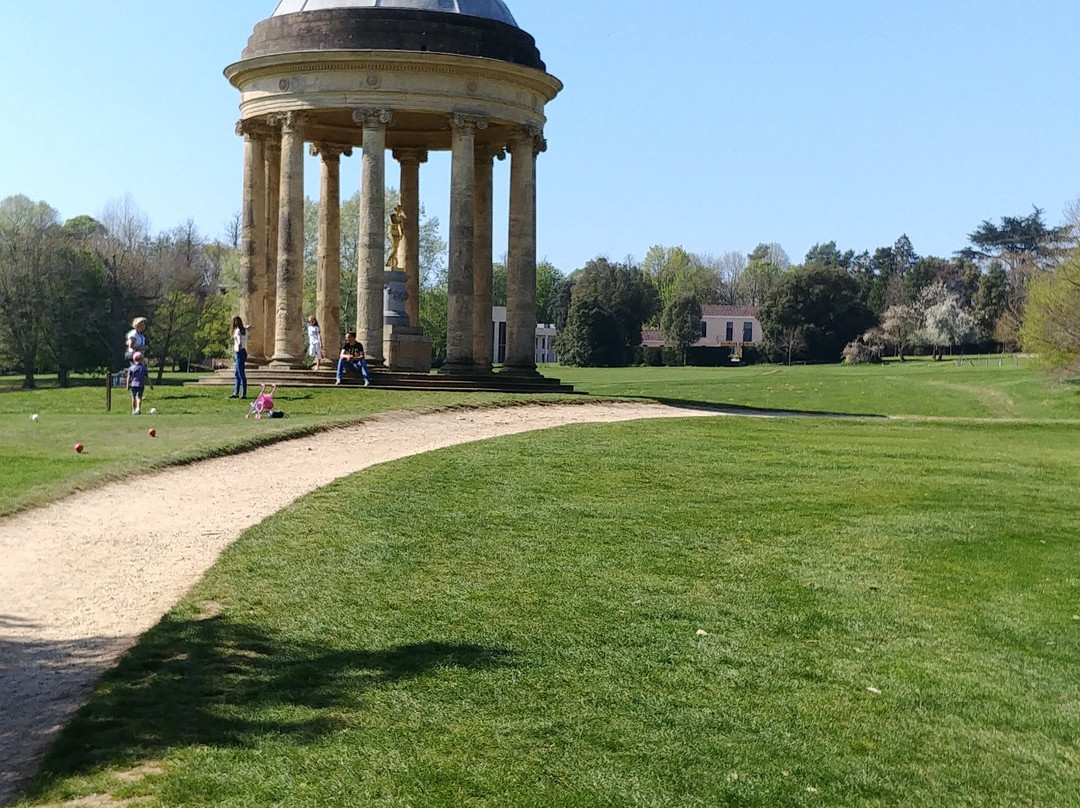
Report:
127,351,148,415
307,315,323,369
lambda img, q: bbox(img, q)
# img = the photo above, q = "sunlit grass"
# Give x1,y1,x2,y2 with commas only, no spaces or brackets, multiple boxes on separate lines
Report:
549,356,1080,419
21,416,1080,807
0,372,577,517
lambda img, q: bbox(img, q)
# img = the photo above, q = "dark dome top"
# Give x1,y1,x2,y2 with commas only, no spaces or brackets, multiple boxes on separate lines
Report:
244,3,545,70
272,0,517,28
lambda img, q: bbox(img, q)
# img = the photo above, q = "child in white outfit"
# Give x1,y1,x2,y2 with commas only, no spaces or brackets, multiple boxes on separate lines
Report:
307,316,323,369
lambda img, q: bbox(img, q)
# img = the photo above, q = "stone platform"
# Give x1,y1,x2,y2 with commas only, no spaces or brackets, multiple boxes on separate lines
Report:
188,366,577,394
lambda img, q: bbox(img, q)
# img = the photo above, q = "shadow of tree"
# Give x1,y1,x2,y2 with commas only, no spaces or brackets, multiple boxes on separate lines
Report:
623,394,885,419
0,631,133,807
18,613,512,800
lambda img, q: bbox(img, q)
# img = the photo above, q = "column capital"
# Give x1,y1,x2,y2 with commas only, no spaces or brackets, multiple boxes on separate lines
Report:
392,148,429,166
309,142,353,161
235,119,274,140
450,113,489,132
475,144,506,162
267,111,305,135
353,108,394,128
509,125,547,156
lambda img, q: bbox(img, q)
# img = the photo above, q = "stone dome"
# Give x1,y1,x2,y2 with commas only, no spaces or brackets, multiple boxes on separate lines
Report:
271,0,518,28
244,0,544,70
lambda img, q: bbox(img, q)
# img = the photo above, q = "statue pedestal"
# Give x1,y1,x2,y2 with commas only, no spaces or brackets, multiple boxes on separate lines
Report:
384,325,432,372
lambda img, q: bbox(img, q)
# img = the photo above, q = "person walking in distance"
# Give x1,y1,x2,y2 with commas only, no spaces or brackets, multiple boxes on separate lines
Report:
127,351,148,415
229,316,248,399
336,331,371,386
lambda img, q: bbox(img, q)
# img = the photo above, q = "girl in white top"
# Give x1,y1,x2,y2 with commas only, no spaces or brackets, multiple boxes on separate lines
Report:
230,315,248,399
307,315,323,369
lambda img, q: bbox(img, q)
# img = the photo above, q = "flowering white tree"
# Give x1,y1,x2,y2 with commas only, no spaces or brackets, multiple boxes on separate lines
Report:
879,304,921,361
917,281,976,357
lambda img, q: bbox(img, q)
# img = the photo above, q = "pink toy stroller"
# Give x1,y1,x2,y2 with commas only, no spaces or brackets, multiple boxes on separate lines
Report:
246,383,277,419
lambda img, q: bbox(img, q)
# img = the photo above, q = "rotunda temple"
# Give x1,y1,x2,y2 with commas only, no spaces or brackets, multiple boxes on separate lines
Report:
226,0,561,375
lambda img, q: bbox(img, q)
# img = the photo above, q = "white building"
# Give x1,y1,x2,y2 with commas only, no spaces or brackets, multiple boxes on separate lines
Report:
642,305,762,357
491,306,558,365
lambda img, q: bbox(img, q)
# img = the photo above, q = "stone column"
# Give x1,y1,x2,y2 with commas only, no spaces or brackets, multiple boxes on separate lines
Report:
393,148,427,328
472,145,501,371
442,114,485,375
263,134,282,363
503,127,544,376
237,121,268,364
311,142,351,360
268,112,306,368
354,108,392,365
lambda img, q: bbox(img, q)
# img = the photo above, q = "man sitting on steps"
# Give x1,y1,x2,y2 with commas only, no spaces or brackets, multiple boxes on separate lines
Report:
336,331,371,386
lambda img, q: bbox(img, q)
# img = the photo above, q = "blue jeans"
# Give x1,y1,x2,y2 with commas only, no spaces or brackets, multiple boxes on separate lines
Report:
337,357,369,382
234,349,248,396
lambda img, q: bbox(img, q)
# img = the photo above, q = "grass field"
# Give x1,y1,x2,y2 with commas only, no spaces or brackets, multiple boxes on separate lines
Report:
5,360,1080,806
549,356,1080,420
0,374,576,517
17,416,1079,807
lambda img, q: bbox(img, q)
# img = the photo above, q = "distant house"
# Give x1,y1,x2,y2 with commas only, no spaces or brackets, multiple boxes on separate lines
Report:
643,305,762,359
491,306,558,364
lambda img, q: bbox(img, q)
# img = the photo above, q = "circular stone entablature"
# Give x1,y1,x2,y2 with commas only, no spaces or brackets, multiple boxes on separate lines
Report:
226,0,560,150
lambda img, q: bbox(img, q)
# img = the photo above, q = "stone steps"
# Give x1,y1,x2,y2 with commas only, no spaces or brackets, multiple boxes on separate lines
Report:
187,367,577,394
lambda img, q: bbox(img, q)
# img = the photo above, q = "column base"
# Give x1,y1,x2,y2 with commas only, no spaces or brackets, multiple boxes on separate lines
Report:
500,363,540,378
267,355,307,370
439,361,481,376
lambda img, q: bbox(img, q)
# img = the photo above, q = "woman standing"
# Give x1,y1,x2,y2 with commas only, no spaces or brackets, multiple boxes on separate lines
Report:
307,315,323,369
229,316,248,399
125,317,149,362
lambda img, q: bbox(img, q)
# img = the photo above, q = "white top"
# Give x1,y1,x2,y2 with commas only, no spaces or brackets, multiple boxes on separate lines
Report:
307,323,321,347
234,328,248,352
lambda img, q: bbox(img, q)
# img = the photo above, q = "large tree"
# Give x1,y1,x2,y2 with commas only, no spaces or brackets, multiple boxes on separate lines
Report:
1020,251,1080,373
535,260,563,324
641,245,718,316
759,264,875,363
916,281,976,358
659,293,702,365
878,304,921,361
957,207,1070,336
555,258,657,367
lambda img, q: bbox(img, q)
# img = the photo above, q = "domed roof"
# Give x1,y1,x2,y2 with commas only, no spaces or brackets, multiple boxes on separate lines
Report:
271,0,518,28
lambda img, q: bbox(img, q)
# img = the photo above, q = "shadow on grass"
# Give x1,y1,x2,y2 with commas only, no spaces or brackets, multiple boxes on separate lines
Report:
0,631,133,806
17,613,513,800
622,394,886,419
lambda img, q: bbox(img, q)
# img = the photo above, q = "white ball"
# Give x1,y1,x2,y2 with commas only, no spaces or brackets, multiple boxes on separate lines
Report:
150,408,158,414
31,413,39,422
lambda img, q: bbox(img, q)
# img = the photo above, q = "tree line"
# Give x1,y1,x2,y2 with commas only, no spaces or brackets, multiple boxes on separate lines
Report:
5,189,1078,384
0,194,238,388
0,188,565,385
550,207,1080,372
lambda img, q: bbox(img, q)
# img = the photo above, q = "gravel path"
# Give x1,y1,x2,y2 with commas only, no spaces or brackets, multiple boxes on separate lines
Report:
0,402,719,805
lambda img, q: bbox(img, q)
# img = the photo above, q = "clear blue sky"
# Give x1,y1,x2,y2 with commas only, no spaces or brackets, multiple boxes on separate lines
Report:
2,1,1078,273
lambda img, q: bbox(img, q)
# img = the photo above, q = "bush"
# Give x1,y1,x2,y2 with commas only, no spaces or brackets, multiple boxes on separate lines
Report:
842,340,883,364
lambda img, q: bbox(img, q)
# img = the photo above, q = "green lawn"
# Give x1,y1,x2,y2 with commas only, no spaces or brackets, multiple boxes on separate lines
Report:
19,416,1079,807
0,373,576,517
549,356,1080,420
2,359,1075,518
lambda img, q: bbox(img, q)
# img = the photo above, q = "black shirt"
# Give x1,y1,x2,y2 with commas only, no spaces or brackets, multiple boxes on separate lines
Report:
341,341,365,359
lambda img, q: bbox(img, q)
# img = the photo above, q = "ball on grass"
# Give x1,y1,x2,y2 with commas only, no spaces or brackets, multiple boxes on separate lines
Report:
150,408,157,414
148,428,156,438
31,413,39,422
74,443,84,453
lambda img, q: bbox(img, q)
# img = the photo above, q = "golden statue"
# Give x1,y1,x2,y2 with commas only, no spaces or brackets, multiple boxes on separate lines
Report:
387,204,407,270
